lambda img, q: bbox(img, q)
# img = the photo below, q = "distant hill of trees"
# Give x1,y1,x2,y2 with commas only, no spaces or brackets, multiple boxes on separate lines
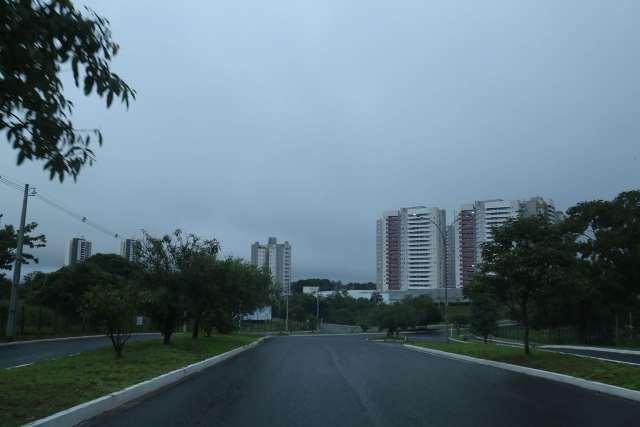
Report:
290,279,377,294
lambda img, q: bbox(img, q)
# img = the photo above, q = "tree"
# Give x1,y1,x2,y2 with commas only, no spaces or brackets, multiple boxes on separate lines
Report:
563,190,640,340
466,280,499,343
378,302,417,336
80,273,138,357
407,295,442,328
28,263,97,324
137,230,184,345
478,215,575,354
200,259,272,336
85,253,141,279
1,0,135,181
169,231,219,339
0,214,46,271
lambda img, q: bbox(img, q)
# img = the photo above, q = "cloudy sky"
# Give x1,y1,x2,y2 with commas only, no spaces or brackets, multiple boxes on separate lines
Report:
1,0,639,282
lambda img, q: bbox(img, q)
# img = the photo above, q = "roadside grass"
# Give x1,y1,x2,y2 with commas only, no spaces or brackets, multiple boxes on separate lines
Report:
0,334,259,427
413,341,640,391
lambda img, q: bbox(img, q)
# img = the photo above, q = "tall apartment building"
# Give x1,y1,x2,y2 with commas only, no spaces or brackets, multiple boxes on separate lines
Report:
251,237,292,295
474,199,522,265
65,237,92,266
445,224,456,288
120,238,141,263
376,206,446,291
450,196,558,288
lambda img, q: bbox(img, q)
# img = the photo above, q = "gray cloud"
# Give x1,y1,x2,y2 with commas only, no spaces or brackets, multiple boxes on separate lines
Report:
2,0,639,282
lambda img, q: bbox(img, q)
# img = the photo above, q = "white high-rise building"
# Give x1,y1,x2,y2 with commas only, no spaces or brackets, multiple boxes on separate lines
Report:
474,199,521,265
376,206,446,291
120,238,141,263
65,237,92,266
251,237,292,295
451,197,558,273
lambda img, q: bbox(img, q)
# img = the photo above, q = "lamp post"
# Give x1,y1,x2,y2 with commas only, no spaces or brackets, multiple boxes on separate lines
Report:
426,216,449,344
315,289,320,332
285,283,289,334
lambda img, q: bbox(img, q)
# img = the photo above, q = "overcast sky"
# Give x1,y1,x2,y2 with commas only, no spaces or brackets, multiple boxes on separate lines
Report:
1,0,639,282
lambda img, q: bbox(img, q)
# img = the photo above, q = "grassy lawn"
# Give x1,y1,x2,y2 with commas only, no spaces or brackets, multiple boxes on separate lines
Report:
0,334,259,427
413,341,640,392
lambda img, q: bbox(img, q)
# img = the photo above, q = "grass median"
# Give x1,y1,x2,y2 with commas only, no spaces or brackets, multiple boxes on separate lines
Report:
0,334,259,427
412,341,640,392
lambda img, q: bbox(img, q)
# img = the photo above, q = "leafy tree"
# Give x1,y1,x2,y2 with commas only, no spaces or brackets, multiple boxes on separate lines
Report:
200,259,272,336
168,231,219,339
1,0,135,180
80,273,138,357
0,273,11,299
406,295,442,328
85,253,141,279
466,280,499,343
378,302,417,336
0,214,46,271
27,263,97,323
563,190,640,337
137,230,184,344
478,215,575,354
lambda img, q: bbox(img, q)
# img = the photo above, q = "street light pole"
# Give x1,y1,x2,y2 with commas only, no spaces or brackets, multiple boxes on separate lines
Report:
6,184,29,339
285,282,289,333
315,291,320,332
427,216,449,344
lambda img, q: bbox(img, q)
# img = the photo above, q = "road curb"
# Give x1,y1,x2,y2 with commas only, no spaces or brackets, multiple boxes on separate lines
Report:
540,345,640,356
24,336,269,427
404,344,640,403
0,333,160,347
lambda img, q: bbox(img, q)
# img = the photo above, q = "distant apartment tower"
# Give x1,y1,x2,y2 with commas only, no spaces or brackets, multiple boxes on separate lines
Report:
376,206,446,291
120,238,141,263
65,237,92,266
450,197,558,286
452,204,476,289
474,199,522,265
251,237,292,295
445,224,456,289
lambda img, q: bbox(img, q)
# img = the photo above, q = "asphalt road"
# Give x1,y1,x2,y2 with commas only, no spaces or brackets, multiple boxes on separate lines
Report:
0,333,160,368
543,347,640,365
86,335,640,427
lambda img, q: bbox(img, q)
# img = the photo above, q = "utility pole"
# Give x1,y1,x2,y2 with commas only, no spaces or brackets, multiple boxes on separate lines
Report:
428,215,449,344
6,184,29,339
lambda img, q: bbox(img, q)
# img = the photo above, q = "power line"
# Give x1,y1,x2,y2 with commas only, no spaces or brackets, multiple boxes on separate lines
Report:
0,176,25,192
0,172,120,239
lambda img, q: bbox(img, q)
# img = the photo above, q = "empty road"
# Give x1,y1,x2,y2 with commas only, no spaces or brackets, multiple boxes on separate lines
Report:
0,334,160,368
86,335,639,426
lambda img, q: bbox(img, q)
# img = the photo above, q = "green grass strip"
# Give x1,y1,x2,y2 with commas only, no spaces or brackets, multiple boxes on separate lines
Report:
413,341,640,392
0,334,259,427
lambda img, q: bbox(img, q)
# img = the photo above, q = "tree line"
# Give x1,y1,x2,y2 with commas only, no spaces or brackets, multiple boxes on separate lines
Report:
467,190,640,354
274,289,442,334
3,230,272,356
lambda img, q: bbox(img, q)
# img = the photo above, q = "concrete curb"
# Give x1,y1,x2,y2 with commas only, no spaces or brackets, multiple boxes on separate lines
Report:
24,336,269,427
0,333,160,347
404,344,640,403
538,348,640,367
290,332,384,337
540,345,640,356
